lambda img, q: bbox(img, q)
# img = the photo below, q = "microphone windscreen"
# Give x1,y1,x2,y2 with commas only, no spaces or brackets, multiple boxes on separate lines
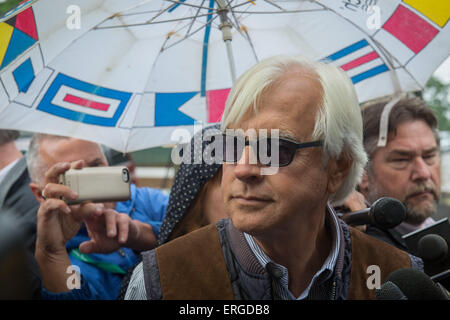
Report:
418,234,448,263
372,197,406,229
376,281,407,300
386,268,449,300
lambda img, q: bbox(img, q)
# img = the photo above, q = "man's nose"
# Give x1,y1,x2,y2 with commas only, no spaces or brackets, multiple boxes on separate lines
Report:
411,156,432,182
233,146,263,183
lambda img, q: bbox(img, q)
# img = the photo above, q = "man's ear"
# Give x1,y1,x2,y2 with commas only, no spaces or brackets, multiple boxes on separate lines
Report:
29,182,44,203
358,169,369,198
327,152,352,195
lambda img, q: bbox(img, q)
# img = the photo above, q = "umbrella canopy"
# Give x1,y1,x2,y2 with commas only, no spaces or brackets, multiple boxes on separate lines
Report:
0,0,449,152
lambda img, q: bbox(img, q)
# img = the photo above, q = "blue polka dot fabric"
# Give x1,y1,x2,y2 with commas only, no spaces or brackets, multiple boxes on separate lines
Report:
157,124,222,246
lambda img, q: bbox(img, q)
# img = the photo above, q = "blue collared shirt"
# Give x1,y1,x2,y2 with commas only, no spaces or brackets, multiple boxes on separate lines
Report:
243,205,341,300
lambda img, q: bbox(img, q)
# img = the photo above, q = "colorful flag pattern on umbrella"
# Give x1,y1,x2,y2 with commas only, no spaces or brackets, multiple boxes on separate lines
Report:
154,88,230,127
403,0,449,28
0,0,448,152
0,7,37,70
37,73,131,127
324,39,389,84
382,5,439,54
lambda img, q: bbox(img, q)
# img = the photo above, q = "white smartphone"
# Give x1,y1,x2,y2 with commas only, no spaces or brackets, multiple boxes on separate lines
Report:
59,166,131,204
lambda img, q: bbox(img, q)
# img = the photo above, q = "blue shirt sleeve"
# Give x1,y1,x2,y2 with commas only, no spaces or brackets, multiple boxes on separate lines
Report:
41,255,127,300
130,186,169,237
41,274,101,300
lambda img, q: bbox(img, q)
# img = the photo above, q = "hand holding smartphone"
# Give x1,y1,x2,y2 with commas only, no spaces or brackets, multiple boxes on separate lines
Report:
59,166,131,205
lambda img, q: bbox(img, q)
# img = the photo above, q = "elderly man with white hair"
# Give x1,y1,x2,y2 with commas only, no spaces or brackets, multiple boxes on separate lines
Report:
122,54,423,300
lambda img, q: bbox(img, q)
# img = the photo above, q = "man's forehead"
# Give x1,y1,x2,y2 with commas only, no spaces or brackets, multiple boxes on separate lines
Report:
227,122,298,140
373,121,438,159
40,138,104,164
386,121,436,148
227,71,321,139
227,111,318,142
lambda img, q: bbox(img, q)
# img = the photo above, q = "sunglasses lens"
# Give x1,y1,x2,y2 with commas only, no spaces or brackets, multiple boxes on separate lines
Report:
222,135,243,163
258,138,293,167
278,141,294,167
222,135,295,167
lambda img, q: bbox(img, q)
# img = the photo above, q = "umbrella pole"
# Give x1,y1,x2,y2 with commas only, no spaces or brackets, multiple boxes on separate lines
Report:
224,34,237,83
216,0,237,83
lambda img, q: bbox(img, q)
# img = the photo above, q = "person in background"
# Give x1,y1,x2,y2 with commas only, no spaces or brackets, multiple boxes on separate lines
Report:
0,130,39,251
157,123,226,245
359,97,444,251
118,124,227,299
0,212,41,299
28,134,169,299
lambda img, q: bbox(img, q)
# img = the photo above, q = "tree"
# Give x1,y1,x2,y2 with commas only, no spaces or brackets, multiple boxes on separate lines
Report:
423,76,450,132
0,0,23,18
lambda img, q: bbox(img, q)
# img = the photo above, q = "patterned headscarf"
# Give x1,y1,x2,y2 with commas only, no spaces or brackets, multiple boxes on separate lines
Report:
157,124,222,245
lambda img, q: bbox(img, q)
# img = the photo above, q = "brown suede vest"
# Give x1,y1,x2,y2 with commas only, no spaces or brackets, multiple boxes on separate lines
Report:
155,224,411,300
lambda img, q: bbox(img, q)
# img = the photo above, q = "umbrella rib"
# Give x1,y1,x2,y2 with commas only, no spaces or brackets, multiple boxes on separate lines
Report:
261,0,286,11
227,1,257,10
231,9,326,14
95,1,177,29
164,4,206,43
165,0,217,11
227,0,325,15
226,0,317,11
98,0,210,19
162,14,220,51
95,0,198,29
312,2,375,44
94,0,252,30
145,2,179,23
94,12,216,29
371,38,424,91
0,77,10,102
103,0,156,17
239,24,259,62
109,10,166,18
225,0,246,36
185,0,207,36
225,0,259,62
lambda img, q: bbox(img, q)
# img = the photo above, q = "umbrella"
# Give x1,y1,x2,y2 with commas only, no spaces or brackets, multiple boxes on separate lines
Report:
0,0,449,152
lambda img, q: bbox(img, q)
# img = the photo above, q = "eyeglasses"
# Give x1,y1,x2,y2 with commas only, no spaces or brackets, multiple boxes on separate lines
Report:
221,133,323,167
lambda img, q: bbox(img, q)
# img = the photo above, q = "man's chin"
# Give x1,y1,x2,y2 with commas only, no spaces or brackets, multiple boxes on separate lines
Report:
404,200,436,225
229,212,268,236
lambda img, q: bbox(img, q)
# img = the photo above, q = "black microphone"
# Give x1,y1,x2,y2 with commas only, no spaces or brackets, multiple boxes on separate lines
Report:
341,197,406,230
375,281,408,300
418,234,448,264
376,268,449,300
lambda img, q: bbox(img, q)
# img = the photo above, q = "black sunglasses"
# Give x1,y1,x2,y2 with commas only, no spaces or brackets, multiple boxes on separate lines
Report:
221,133,323,167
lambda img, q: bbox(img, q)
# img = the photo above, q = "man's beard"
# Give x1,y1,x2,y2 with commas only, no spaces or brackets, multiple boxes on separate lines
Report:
403,182,439,225
367,181,439,226
404,199,436,225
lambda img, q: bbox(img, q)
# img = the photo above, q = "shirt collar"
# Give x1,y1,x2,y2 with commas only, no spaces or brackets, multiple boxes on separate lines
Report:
243,204,341,299
395,217,436,236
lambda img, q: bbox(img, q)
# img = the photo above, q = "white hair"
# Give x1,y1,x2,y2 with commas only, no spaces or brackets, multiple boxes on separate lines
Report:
221,55,368,205
26,134,106,186
26,134,69,186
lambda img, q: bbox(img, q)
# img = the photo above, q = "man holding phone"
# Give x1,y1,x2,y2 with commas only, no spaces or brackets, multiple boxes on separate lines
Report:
27,134,169,299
